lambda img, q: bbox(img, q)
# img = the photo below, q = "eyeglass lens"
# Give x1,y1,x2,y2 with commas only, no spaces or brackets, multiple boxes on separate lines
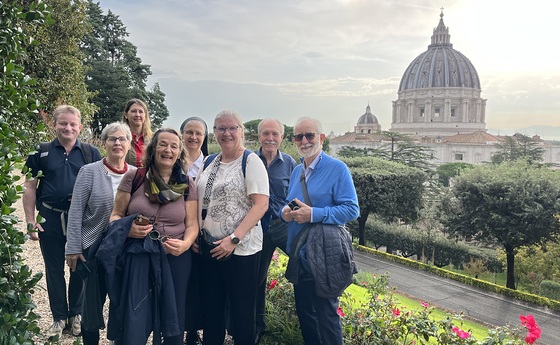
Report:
215,126,239,134
294,132,316,142
108,136,127,143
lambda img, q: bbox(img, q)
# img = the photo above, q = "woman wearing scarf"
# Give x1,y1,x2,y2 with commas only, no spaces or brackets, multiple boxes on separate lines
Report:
109,128,198,345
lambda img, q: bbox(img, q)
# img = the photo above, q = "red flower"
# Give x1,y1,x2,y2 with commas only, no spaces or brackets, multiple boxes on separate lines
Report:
452,326,470,339
268,279,277,290
420,301,429,308
337,307,345,317
392,308,401,317
520,314,541,344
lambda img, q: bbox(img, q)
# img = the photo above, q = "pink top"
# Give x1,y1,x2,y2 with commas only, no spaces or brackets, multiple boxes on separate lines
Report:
118,167,197,241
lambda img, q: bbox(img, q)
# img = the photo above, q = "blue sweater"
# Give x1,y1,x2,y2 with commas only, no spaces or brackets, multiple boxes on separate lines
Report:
282,152,359,254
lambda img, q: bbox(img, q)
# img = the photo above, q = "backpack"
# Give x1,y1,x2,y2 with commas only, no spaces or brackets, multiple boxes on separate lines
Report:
202,149,252,177
35,141,96,210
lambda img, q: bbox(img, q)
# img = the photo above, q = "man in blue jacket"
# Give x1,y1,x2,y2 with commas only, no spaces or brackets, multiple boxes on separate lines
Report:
281,117,359,345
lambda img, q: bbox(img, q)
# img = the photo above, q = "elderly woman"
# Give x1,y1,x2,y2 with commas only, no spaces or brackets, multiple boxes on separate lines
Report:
122,98,153,167
179,116,208,345
65,122,132,344
180,116,209,179
108,128,198,345
196,110,269,345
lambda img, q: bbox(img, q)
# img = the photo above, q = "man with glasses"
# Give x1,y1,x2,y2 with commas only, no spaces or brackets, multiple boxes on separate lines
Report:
254,118,296,344
281,117,359,345
23,105,101,339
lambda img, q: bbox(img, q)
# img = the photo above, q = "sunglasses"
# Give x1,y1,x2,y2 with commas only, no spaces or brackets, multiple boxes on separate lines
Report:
136,214,170,243
294,132,316,142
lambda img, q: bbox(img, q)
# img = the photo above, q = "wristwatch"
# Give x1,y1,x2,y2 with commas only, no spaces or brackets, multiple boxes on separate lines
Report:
230,233,240,245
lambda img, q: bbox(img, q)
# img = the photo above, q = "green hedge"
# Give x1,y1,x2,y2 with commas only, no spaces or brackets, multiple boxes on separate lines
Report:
357,245,560,312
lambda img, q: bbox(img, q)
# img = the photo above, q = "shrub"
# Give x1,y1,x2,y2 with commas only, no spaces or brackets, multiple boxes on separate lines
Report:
540,280,560,301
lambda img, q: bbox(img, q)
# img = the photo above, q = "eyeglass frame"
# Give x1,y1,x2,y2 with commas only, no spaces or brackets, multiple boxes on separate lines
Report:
214,125,240,134
136,214,170,243
107,136,128,143
294,132,316,142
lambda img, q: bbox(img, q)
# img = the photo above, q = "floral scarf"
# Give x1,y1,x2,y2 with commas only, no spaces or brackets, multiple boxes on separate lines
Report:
145,162,188,204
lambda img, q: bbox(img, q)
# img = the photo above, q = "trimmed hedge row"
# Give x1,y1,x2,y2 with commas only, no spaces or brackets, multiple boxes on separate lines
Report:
357,245,560,313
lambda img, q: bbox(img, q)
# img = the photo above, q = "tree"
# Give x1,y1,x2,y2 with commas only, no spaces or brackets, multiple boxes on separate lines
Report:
18,0,96,138
343,157,427,245
82,0,169,134
0,2,49,342
146,82,169,129
491,134,545,164
440,160,560,289
435,162,474,187
336,131,434,172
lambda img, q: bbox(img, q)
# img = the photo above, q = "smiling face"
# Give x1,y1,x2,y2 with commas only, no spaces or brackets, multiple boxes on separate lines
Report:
154,131,182,171
182,120,206,154
55,111,83,145
105,129,131,162
258,119,284,156
214,114,243,152
125,103,146,131
294,119,324,160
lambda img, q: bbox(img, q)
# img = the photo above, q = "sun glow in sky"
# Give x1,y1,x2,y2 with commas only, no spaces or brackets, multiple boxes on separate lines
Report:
97,0,560,138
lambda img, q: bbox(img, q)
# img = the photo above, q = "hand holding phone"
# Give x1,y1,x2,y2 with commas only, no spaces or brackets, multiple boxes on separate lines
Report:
135,214,151,226
288,199,300,211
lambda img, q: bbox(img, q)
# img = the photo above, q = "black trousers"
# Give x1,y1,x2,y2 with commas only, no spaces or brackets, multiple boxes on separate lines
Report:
200,252,260,345
38,206,83,321
255,222,288,333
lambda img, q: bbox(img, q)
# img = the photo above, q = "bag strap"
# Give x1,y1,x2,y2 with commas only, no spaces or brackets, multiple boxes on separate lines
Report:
300,168,312,206
201,153,222,224
81,143,94,164
131,167,147,195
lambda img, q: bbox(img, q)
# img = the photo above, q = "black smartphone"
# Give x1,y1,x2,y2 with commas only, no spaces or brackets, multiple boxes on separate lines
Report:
288,200,300,211
75,260,91,279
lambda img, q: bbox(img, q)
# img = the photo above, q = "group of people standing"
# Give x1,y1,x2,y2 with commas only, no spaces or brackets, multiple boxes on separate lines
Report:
23,100,359,345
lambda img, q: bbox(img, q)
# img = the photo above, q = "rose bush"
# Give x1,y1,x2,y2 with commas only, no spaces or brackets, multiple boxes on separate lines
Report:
264,251,541,345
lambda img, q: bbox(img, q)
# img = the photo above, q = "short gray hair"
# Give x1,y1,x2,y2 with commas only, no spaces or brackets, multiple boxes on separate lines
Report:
100,122,132,142
214,110,244,130
258,118,285,135
294,117,323,135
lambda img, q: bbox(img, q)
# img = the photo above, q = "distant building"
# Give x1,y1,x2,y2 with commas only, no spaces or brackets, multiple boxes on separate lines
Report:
330,10,560,166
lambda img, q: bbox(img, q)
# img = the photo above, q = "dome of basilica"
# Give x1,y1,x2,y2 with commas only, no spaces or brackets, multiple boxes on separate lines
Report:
357,104,379,125
399,11,480,91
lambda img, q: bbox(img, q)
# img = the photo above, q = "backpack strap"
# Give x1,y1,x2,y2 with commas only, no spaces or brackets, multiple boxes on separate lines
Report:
202,149,252,177
80,143,94,164
131,167,147,195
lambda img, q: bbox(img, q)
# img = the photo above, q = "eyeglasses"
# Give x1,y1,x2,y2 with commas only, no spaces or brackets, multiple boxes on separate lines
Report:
136,214,170,243
214,126,240,134
294,132,316,142
183,130,204,137
107,136,128,143
149,227,170,243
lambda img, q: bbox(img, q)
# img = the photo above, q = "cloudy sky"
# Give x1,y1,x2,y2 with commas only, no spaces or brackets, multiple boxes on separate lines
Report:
97,0,560,138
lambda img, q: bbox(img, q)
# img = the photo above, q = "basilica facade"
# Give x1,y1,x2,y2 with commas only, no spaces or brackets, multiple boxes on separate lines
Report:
330,10,560,166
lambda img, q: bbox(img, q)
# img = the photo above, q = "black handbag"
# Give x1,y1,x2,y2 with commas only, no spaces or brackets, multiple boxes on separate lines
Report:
198,228,231,261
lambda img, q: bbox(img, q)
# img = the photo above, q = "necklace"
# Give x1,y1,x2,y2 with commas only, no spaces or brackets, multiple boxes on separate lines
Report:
103,158,128,174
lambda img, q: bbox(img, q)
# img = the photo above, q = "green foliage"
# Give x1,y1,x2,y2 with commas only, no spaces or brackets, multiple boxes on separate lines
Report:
540,280,560,301
0,1,48,343
21,0,97,129
491,134,545,164
436,162,474,187
82,0,169,134
338,131,435,172
511,238,560,294
343,157,427,245
440,160,560,289
264,251,536,344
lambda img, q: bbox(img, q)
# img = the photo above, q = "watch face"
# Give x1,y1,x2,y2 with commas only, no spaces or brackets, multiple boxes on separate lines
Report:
231,235,240,244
